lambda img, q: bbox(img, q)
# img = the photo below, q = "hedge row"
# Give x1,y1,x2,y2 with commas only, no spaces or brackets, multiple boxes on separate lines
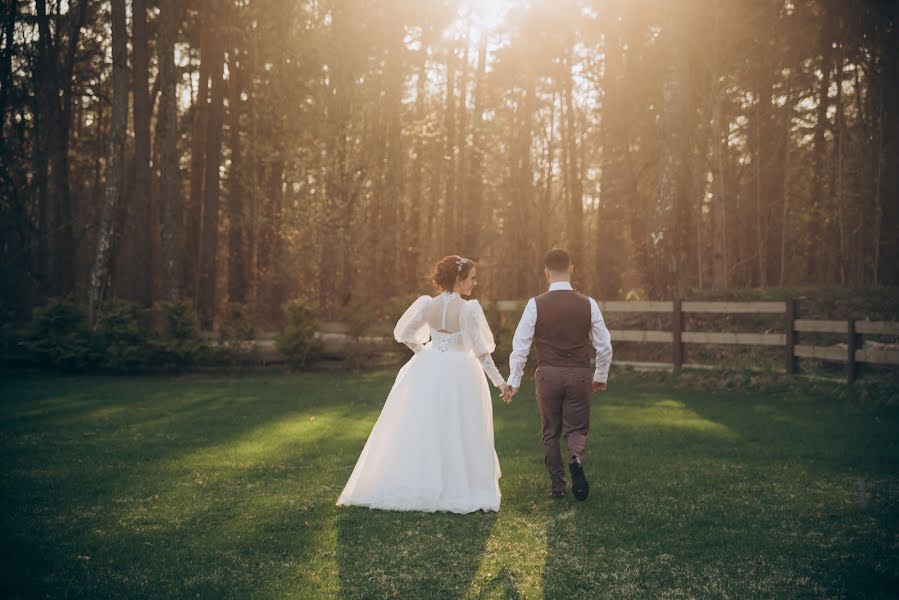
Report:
1,298,322,373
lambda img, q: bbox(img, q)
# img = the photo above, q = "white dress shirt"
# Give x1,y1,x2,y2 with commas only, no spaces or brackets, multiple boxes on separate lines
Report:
507,281,613,389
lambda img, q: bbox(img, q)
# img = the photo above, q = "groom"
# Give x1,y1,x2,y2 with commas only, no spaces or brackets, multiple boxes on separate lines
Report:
503,249,613,501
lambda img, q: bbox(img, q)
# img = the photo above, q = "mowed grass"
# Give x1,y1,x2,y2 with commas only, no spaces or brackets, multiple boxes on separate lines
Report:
1,371,898,599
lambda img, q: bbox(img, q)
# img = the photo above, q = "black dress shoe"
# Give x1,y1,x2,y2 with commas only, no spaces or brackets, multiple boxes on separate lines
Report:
569,456,589,501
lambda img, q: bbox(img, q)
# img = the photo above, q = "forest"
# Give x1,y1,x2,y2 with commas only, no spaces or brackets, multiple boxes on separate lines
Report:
1,0,897,328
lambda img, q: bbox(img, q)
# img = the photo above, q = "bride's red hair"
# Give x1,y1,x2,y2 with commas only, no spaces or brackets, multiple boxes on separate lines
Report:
431,255,475,292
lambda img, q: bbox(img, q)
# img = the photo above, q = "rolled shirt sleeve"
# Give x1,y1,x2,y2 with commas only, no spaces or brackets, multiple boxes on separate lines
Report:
507,298,537,389
589,298,613,382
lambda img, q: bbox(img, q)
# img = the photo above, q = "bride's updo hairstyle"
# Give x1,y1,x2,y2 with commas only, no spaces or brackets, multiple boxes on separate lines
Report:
432,255,474,292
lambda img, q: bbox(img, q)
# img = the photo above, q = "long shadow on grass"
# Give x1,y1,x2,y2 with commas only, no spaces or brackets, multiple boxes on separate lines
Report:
332,367,504,599
811,508,899,599
336,506,496,599
674,386,899,478
536,384,899,598
676,386,899,597
0,372,394,598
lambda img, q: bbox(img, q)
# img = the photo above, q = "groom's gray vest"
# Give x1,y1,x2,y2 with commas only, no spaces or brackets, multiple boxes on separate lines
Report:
534,290,592,369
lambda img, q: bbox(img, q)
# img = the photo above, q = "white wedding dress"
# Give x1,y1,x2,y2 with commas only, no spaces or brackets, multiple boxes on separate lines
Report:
336,292,506,513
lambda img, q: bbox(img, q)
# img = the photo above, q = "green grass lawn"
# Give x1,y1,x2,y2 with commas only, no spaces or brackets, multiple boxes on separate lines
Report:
1,370,898,599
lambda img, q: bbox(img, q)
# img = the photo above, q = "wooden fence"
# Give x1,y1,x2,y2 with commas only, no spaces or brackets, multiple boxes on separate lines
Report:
312,299,898,383
575,299,897,383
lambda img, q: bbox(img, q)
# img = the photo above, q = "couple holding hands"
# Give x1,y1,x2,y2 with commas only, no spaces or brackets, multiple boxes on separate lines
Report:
337,248,613,513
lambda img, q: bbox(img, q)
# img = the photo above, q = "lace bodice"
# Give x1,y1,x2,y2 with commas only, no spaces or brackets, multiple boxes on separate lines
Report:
394,293,506,388
431,330,464,353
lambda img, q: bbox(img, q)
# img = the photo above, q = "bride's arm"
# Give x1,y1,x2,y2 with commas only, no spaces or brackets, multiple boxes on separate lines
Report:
404,340,425,354
461,300,508,390
393,296,431,353
476,353,507,388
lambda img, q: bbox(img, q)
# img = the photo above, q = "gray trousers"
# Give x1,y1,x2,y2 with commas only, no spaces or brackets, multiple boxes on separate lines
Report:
535,365,592,491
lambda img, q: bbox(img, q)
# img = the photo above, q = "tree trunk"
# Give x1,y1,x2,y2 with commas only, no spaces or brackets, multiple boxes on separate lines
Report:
834,39,847,286
878,3,899,285
132,0,152,306
55,1,86,297
407,30,429,290
227,47,248,304
185,0,212,302
155,0,182,302
442,45,458,252
247,25,260,315
455,26,471,255
779,75,792,287
464,34,488,257
0,0,16,131
320,3,353,314
880,129,899,286
89,0,127,323
267,158,285,322
806,37,832,283
34,0,87,297
599,7,629,298
710,0,728,289
514,78,536,297
563,49,583,265
753,63,773,288
197,19,226,330
872,57,885,285
428,95,443,266
0,0,24,315
379,15,404,301
539,91,556,290
652,17,690,298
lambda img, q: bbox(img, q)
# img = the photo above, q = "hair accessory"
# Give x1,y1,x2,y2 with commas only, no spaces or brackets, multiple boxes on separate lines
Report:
456,258,468,272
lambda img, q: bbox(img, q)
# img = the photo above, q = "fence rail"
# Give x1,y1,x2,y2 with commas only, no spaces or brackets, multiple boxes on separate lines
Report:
575,298,898,383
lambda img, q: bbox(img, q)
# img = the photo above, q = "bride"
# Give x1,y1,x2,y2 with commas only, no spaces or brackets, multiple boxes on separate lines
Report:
336,256,511,513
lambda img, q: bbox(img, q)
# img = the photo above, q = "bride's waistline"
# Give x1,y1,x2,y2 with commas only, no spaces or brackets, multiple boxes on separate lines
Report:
421,345,469,354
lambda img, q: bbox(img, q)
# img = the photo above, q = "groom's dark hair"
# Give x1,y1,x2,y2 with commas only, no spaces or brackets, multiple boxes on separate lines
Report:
544,248,571,272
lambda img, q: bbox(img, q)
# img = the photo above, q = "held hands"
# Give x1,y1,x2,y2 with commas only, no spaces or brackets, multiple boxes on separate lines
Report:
499,384,517,404
499,380,602,401
500,381,602,401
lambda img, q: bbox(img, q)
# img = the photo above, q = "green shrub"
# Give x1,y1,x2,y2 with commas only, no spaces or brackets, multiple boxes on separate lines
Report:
219,303,256,344
24,298,99,371
339,301,376,339
216,303,258,365
153,300,207,369
276,299,322,369
94,299,154,371
0,305,20,370
336,302,381,371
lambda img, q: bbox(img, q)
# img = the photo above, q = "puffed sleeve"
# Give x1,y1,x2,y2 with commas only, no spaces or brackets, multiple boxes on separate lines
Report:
460,300,505,388
393,295,431,353
460,300,496,355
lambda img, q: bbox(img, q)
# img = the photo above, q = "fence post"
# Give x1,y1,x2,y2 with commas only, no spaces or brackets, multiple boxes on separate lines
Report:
785,298,798,374
847,319,858,384
672,298,683,371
